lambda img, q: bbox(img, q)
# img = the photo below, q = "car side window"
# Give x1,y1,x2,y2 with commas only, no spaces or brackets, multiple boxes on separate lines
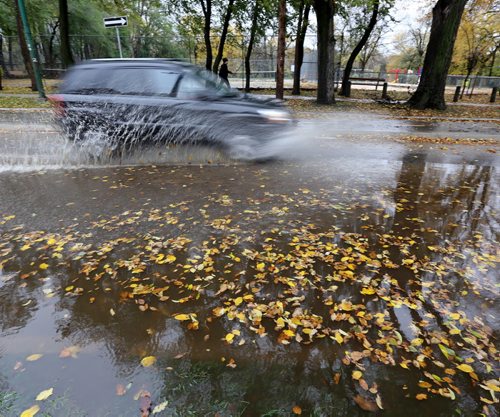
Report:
62,68,179,96
108,69,179,96
176,74,208,99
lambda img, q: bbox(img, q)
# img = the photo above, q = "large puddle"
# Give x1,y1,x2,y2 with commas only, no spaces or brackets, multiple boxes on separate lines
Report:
0,144,498,416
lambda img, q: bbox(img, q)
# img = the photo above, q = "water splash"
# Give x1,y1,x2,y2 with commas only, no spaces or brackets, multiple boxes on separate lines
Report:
0,105,311,171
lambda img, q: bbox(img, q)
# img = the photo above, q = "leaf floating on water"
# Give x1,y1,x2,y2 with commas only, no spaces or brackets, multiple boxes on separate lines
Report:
353,395,378,412
141,356,157,367
152,400,168,414
359,379,369,391
20,405,40,417
173,314,190,321
35,388,53,401
139,391,152,417
26,354,43,362
416,393,427,400
59,345,80,359
116,384,127,396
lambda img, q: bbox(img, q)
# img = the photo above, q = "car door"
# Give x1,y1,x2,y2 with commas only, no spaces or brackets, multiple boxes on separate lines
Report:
173,72,230,144
61,65,181,143
106,66,181,143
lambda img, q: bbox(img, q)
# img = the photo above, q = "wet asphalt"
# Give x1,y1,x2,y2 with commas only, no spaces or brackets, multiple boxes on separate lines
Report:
0,110,498,417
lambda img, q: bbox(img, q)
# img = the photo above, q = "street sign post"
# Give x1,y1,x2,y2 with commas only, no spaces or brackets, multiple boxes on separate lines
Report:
17,0,45,98
104,16,128,58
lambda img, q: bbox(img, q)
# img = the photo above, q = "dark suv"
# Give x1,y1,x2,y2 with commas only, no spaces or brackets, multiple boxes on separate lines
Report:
51,59,293,159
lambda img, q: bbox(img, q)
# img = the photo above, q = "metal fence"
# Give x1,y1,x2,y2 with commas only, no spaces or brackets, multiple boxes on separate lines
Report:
2,34,499,90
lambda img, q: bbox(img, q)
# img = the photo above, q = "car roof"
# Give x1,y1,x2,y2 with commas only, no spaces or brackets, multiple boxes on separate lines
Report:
71,58,194,70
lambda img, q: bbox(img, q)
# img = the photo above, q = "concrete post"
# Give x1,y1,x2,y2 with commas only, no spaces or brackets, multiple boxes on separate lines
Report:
382,82,388,99
490,87,497,103
346,81,351,97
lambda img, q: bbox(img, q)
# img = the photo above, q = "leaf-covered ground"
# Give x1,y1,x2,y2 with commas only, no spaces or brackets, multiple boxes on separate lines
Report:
286,99,500,123
0,157,498,416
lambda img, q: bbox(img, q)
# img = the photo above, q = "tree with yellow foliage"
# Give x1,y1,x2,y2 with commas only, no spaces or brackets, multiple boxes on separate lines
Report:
451,0,500,91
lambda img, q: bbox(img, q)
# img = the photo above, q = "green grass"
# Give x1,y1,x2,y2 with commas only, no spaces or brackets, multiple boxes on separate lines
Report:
0,96,50,108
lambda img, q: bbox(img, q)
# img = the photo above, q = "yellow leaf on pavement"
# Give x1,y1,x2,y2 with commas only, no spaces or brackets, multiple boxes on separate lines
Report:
26,354,43,362
457,364,473,373
352,370,363,380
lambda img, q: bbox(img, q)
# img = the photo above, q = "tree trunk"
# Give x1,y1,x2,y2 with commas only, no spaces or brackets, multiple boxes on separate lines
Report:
59,0,74,68
487,45,497,77
200,0,213,70
213,0,235,73
408,0,468,110
13,0,36,90
276,0,286,99
0,34,10,78
313,0,335,104
292,2,311,95
340,0,379,96
245,0,260,92
8,36,14,71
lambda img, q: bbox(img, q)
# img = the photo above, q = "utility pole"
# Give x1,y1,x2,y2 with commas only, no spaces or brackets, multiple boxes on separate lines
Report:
276,0,286,99
17,0,45,98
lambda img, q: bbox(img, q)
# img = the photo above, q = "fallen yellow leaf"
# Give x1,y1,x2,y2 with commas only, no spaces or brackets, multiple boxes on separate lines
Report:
20,405,40,417
352,370,363,380
140,356,157,367
457,364,473,373
36,388,53,401
26,354,43,362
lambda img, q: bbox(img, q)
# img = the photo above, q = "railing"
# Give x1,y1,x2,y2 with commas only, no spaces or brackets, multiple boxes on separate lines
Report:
2,35,499,90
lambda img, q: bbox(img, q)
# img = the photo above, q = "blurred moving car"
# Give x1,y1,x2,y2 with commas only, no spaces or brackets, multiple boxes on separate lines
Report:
50,59,294,159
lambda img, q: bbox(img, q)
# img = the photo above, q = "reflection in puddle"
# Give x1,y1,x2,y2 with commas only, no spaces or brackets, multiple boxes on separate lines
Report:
0,151,498,416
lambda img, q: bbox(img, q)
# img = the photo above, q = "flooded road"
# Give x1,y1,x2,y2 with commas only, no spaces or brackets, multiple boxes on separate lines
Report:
0,113,499,417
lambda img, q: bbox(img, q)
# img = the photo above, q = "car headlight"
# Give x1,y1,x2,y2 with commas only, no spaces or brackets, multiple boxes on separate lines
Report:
257,109,291,122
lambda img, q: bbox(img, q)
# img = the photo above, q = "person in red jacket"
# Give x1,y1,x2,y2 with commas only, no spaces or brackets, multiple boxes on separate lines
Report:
218,58,233,87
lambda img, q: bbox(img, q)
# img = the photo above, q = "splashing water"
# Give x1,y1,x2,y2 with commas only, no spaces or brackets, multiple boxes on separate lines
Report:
0,106,312,172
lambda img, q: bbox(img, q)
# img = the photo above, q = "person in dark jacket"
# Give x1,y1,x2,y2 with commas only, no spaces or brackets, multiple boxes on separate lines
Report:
218,58,233,87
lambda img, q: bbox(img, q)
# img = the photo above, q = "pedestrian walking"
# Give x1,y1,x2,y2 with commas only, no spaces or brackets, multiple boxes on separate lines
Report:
218,58,233,87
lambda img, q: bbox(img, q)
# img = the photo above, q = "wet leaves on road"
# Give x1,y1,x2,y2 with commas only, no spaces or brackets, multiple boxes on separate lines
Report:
0,163,499,415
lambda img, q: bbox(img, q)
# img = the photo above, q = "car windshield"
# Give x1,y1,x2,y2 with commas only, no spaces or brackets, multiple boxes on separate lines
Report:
194,69,240,97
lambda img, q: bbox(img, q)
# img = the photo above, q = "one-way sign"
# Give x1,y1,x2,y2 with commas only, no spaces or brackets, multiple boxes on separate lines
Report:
104,16,128,28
